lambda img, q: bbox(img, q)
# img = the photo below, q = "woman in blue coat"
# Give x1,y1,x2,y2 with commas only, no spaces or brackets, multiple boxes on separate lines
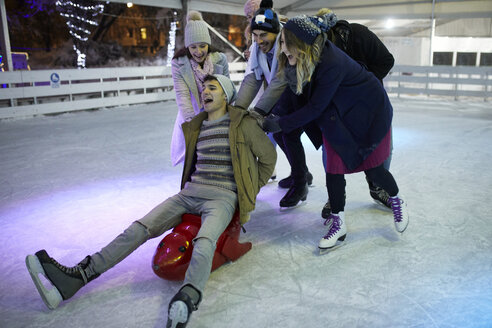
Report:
264,13,409,251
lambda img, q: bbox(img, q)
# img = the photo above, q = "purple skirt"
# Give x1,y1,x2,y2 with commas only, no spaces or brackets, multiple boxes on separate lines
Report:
323,129,391,174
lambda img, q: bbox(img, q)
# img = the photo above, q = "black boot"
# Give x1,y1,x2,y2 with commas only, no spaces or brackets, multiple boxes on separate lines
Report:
166,285,201,328
366,177,391,209
26,250,99,309
278,172,313,189
279,183,308,207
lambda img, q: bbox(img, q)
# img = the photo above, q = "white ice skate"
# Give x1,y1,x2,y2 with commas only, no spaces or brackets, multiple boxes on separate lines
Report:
25,254,63,310
318,212,347,255
389,194,409,233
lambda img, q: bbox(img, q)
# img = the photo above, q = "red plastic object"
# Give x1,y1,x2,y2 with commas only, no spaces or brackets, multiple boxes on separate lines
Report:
152,211,252,281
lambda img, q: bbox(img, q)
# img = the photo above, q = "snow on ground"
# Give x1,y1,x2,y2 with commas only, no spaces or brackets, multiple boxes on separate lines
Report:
0,97,491,328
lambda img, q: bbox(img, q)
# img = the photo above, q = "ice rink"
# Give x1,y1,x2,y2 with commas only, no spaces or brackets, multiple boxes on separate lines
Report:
1,97,491,328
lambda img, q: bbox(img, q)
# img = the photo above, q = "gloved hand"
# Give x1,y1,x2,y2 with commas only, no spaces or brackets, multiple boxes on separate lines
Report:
262,114,282,133
252,107,268,116
248,108,266,127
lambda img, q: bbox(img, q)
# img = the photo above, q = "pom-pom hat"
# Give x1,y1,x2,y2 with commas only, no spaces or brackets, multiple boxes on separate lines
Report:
250,0,280,34
284,12,338,45
184,11,211,47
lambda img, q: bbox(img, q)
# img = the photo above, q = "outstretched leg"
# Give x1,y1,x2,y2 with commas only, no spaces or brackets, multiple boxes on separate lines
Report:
26,194,190,309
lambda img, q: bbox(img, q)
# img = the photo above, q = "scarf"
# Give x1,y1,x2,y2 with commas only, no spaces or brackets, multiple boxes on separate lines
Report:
190,56,214,106
284,63,300,94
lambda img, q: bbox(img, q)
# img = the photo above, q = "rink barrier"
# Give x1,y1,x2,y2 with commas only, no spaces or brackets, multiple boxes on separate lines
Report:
0,62,247,119
385,65,492,101
0,63,490,119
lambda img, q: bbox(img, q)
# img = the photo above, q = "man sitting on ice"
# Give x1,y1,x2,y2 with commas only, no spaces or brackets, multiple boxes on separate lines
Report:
26,74,276,328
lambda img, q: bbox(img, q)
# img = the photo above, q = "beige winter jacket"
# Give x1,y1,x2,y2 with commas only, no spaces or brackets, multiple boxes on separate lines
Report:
180,105,276,224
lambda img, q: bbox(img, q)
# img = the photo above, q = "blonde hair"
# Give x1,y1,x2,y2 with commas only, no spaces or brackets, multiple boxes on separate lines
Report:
278,29,325,94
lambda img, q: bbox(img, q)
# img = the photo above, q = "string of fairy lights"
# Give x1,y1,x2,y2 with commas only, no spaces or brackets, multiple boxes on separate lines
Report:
167,21,177,67
55,0,106,68
20,1,180,68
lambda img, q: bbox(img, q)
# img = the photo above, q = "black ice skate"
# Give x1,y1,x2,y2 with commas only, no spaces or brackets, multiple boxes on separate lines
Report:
367,178,391,210
25,250,98,309
278,172,313,189
321,201,331,218
279,183,308,209
166,285,201,328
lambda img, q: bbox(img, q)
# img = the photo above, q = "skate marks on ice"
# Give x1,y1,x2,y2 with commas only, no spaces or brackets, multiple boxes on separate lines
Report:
2,99,492,327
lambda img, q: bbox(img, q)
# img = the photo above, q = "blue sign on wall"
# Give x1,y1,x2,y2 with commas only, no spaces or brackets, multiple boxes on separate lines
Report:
50,73,60,88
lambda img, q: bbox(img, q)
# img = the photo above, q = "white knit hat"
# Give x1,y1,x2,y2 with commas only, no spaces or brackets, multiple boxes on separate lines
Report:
213,74,237,104
184,11,211,47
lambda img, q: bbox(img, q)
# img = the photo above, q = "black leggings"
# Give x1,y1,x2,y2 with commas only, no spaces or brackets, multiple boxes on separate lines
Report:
273,128,308,185
326,164,399,213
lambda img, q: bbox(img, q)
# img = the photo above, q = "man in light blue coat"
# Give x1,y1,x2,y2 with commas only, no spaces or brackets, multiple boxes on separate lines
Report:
235,0,285,120
235,0,312,208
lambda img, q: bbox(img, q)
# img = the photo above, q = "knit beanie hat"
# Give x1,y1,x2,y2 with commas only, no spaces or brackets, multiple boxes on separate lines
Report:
284,12,338,45
213,74,237,104
250,0,280,34
184,11,211,47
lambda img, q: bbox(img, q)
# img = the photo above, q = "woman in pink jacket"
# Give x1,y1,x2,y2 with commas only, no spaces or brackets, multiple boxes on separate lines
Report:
170,11,230,165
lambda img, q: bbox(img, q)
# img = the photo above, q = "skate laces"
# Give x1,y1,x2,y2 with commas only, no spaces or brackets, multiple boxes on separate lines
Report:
390,197,403,223
48,255,86,279
49,257,77,274
323,214,341,239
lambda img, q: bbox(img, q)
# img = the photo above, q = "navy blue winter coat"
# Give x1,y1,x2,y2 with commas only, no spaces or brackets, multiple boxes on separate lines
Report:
275,40,393,171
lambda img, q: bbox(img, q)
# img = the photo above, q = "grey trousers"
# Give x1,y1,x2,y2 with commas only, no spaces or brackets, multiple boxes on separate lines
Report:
87,191,237,294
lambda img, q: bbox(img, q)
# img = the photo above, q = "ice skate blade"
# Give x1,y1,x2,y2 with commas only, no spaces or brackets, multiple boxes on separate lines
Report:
168,301,189,328
279,200,307,211
318,240,346,255
25,255,63,310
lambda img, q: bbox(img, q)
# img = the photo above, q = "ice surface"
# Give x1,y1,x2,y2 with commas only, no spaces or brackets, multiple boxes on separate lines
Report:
1,97,491,328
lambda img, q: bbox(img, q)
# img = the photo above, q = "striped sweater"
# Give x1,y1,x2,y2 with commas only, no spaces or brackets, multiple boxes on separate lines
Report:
185,113,237,193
